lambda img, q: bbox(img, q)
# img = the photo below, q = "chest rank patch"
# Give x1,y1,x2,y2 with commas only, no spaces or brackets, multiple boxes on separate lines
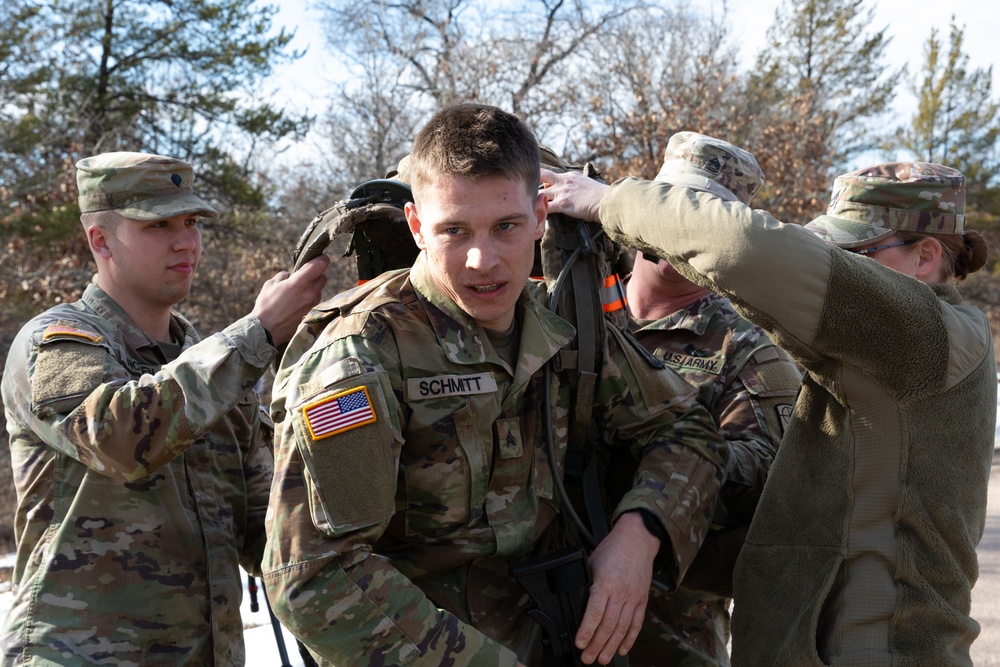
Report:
303,386,376,440
406,372,498,401
43,325,103,343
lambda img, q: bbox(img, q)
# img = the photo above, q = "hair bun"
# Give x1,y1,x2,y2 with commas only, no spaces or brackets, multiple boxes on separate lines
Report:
958,230,989,279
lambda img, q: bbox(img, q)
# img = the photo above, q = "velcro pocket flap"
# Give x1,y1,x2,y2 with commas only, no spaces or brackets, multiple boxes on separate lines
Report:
294,372,398,536
32,324,111,413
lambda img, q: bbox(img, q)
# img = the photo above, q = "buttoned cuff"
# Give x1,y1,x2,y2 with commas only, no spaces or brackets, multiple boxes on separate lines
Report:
222,315,276,369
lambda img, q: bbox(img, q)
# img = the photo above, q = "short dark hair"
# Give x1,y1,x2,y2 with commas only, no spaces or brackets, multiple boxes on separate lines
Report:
408,103,540,197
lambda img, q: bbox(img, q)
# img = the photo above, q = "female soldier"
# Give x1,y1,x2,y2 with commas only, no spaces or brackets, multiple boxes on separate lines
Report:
540,162,995,667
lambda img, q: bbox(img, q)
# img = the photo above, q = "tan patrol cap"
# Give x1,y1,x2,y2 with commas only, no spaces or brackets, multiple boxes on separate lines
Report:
76,152,219,220
655,132,764,206
804,162,965,248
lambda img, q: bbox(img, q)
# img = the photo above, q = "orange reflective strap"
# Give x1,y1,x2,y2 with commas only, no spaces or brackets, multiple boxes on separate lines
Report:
600,274,627,313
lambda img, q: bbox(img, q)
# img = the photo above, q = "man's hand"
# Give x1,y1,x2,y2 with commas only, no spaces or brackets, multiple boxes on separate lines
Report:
574,512,661,665
251,255,330,346
540,168,609,223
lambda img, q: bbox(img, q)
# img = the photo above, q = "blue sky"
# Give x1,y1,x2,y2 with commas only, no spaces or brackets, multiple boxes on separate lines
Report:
266,0,999,164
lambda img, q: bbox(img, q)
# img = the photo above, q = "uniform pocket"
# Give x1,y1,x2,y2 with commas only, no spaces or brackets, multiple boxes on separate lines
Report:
294,374,397,535
402,401,486,535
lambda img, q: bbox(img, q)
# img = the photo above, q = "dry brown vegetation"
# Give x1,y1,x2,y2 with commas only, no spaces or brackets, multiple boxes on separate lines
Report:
2,213,1000,555
0,225,360,554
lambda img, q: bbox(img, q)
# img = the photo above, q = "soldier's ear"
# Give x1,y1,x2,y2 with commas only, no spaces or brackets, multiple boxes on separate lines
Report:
533,191,547,240
404,202,426,249
87,224,113,260
914,236,944,282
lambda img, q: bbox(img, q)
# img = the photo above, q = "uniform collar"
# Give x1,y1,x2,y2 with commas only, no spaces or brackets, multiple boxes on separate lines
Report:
931,282,963,305
631,292,726,336
82,282,197,354
409,253,575,377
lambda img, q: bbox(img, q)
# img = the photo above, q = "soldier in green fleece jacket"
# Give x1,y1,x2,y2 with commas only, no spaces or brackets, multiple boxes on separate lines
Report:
540,161,996,667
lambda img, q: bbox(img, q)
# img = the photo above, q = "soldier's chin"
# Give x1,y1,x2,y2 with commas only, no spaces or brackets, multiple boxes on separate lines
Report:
462,300,516,331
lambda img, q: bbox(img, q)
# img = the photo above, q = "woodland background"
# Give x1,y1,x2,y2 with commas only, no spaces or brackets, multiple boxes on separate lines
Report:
2,0,1000,556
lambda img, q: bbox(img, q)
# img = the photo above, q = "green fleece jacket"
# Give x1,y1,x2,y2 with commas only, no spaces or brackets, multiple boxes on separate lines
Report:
600,178,996,667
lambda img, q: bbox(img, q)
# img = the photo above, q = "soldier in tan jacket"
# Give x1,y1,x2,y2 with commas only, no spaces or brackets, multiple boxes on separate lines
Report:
541,161,995,667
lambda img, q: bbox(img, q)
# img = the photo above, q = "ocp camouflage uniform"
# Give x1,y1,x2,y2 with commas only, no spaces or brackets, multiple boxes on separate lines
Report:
262,254,729,666
1,283,275,666
614,132,803,666
626,292,801,667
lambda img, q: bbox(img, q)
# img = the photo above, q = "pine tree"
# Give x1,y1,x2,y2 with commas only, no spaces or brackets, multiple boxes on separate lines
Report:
892,19,1000,213
0,0,312,231
747,0,899,163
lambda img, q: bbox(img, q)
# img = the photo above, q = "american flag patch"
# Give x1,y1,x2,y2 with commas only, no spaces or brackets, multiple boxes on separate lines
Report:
303,386,377,440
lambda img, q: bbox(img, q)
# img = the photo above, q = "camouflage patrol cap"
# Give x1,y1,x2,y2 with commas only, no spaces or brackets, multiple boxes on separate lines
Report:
804,162,966,248
655,132,764,205
76,152,219,220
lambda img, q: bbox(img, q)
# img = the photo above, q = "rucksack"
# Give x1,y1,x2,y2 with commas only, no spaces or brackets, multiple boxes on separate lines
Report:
289,148,627,548
291,178,416,278
289,151,632,666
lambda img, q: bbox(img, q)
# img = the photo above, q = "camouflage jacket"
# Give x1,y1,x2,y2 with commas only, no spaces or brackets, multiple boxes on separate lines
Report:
1,283,275,666
630,291,801,526
262,255,728,667
600,179,996,667
626,291,801,667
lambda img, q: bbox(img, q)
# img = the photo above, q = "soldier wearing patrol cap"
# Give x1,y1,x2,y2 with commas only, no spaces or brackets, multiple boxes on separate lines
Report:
1,152,329,665
622,132,802,667
262,103,731,667
540,160,994,667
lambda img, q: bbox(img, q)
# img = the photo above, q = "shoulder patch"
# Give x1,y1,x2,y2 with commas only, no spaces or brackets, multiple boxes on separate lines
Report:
32,341,106,410
303,386,377,440
43,324,103,343
775,403,795,436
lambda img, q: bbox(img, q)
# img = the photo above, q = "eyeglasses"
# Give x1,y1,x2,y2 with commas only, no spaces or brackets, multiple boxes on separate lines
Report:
846,239,919,256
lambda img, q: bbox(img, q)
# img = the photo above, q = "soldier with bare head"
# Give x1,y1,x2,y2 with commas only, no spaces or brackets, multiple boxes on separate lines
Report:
263,103,731,666
1,152,329,665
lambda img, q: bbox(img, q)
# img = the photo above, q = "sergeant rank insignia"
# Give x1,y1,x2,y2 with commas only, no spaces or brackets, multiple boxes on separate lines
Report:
303,386,376,440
